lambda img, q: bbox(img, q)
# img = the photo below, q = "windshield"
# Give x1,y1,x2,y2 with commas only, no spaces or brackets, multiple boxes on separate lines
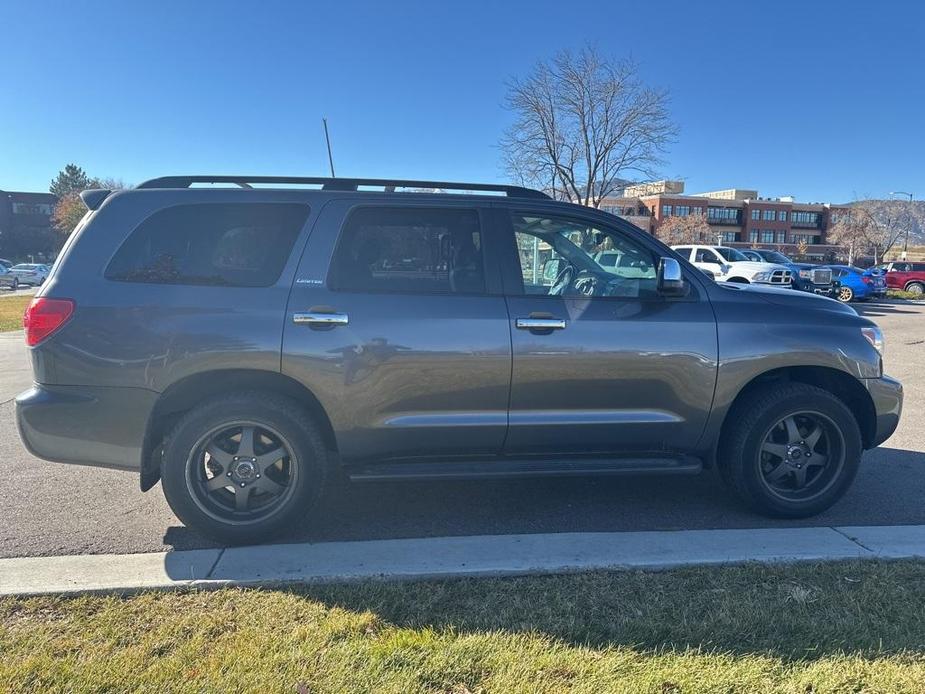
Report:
762,251,792,264
715,247,749,262
12,264,37,270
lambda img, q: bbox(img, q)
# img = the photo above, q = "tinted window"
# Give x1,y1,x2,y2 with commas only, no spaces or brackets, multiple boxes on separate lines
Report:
714,247,748,262
106,203,309,287
329,207,484,294
513,213,657,299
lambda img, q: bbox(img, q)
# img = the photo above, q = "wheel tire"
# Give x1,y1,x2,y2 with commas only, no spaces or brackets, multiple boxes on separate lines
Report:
718,383,862,518
726,277,750,284
837,286,854,302
905,281,924,296
11,278,18,292
161,391,328,545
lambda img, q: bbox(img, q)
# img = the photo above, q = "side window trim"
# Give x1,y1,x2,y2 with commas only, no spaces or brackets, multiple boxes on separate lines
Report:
326,204,491,297
505,208,664,302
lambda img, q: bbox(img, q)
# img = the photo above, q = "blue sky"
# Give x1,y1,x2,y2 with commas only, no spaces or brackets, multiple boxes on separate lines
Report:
1,0,923,202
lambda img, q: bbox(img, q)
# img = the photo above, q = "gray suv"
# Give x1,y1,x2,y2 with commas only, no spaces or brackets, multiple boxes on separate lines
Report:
16,176,903,544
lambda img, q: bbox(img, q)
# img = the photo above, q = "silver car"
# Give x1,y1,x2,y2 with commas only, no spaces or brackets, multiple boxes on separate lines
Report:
10,263,49,286
0,262,21,291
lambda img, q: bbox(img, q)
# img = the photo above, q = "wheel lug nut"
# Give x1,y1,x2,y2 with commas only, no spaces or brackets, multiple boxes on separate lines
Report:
256,474,261,478
240,483,246,488
226,472,232,477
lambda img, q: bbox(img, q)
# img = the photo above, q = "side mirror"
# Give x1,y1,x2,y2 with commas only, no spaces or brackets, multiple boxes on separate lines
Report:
658,257,688,297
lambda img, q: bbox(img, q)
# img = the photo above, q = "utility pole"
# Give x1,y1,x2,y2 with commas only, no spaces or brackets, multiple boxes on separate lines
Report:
890,191,913,260
322,118,336,178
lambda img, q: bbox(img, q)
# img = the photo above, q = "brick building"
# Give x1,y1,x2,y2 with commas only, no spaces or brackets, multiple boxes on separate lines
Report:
599,181,849,260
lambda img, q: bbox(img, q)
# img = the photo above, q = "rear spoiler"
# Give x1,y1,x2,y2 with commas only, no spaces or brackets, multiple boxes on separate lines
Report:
79,189,112,211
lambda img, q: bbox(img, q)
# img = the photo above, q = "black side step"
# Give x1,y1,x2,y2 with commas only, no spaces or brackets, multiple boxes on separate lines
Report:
348,456,702,482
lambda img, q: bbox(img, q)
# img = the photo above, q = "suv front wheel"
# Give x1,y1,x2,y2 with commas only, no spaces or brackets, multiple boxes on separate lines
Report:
719,383,862,517
161,391,328,544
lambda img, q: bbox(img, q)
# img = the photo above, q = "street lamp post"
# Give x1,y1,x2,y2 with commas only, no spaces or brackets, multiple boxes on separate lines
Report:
890,191,913,261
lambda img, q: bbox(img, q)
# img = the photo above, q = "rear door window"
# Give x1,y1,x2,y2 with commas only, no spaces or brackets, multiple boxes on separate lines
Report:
328,207,485,294
106,203,310,287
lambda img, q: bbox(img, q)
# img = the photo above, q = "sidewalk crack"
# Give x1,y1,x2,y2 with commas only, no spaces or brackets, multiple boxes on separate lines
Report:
205,548,225,579
830,526,873,552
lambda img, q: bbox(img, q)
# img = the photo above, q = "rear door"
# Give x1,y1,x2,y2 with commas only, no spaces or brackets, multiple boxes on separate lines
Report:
497,207,718,456
282,199,512,464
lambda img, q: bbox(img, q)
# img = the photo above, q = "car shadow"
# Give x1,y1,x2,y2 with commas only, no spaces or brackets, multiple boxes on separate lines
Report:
854,301,919,316
162,447,925,552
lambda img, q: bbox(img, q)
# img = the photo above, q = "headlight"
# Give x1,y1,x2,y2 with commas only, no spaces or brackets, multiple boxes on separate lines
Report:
861,326,884,355
752,271,771,282
799,269,812,279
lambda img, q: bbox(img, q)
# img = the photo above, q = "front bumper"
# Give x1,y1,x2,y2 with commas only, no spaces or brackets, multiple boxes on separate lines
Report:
864,375,903,448
16,383,157,471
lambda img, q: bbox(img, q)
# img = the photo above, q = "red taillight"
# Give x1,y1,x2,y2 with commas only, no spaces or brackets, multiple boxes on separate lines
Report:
861,276,872,284
23,298,75,347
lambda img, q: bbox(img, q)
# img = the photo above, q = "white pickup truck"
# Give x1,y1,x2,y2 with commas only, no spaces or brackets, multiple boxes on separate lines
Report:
671,245,792,286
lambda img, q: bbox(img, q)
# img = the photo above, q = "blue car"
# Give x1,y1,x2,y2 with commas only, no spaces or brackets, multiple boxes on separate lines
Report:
828,265,887,302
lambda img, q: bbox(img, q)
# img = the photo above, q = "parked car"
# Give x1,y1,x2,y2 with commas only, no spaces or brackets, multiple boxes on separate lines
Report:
672,244,792,286
740,249,837,297
9,263,50,286
0,261,21,291
829,265,887,302
871,261,925,296
16,176,902,544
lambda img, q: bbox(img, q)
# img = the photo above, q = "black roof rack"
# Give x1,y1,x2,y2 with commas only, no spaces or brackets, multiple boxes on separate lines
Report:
135,175,550,200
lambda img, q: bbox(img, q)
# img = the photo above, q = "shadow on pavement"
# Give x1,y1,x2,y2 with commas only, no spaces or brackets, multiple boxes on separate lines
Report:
162,446,925,552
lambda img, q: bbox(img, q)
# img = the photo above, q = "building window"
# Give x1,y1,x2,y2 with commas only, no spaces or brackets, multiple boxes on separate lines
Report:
707,207,739,222
749,230,759,242
675,205,690,217
761,230,775,243
751,209,760,220
762,210,775,221
723,231,737,242
776,231,786,243
792,211,819,226
778,211,787,221
11,202,53,215
662,205,673,217
692,207,703,216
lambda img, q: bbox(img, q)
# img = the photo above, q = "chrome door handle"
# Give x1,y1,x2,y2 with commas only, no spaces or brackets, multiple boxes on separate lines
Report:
293,312,349,327
515,317,566,330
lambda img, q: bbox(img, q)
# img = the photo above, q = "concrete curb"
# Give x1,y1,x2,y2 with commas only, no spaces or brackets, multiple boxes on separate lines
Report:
2,525,924,597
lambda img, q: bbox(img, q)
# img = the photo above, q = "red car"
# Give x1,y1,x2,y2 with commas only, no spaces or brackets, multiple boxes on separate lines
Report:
874,261,925,296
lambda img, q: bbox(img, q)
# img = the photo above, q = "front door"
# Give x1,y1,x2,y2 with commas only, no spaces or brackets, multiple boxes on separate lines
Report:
499,209,718,456
282,199,512,464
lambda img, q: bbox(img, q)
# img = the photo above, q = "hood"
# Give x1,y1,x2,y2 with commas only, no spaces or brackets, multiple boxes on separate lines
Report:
717,282,857,315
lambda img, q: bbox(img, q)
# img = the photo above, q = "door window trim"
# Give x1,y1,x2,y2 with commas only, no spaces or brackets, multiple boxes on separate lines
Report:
496,207,701,302
325,203,501,297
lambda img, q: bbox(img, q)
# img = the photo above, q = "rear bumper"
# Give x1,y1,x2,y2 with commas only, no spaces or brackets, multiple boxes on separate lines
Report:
15,384,157,471
864,375,903,448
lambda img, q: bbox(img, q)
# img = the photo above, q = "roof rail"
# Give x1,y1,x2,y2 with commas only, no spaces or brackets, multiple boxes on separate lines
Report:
135,175,550,200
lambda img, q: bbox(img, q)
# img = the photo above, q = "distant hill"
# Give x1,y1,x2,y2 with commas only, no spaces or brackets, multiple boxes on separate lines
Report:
853,199,925,246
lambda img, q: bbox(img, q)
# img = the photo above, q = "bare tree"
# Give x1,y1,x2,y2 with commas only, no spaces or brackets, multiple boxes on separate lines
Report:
501,47,676,208
653,213,711,246
828,207,877,266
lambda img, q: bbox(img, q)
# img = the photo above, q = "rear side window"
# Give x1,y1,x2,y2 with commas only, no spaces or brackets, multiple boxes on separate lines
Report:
329,207,485,294
106,203,310,287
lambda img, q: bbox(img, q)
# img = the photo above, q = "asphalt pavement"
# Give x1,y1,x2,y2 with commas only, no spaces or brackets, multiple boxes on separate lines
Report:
1,301,922,559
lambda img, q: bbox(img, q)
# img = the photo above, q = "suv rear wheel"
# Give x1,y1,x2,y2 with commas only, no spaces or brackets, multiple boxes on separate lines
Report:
719,383,861,517
905,281,924,296
161,391,327,544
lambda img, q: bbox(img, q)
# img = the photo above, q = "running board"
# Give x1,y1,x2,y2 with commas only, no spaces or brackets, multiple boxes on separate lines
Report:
348,456,702,482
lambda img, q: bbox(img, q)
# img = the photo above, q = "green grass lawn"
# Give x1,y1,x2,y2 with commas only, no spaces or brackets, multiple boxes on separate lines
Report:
0,294,30,332
2,560,925,692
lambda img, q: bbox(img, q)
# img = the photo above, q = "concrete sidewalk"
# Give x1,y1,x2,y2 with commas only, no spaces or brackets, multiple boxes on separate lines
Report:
2,524,924,597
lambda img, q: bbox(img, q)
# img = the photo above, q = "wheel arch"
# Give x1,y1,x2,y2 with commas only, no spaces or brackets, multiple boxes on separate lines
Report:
904,279,924,292
717,365,877,456
141,369,338,491
726,276,750,284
